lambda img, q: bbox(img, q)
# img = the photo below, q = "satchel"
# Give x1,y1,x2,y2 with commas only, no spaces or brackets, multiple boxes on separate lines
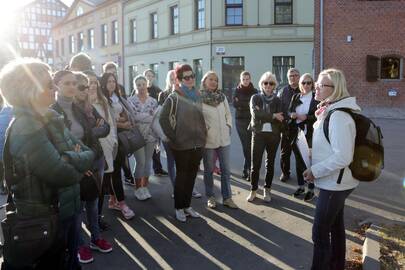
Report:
2,210,58,268
118,126,146,156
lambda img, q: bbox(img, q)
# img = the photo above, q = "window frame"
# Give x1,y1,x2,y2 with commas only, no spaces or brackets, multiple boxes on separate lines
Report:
274,0,293,25
170,5,179,35
101,24,108,47
77,32,84,52
130,18,137,43
112,20,119,45
88,28,94,49
380,56,402,81
225,0,243,26
195,0,205,30
151,12,158,39
272,56,295,87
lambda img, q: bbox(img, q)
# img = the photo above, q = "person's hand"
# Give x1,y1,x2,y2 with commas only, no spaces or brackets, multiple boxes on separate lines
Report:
96,118,104,127
297,114,307,121
74,144,81,153
274,112,284,122
234,97,239,102
290,112,297,119
84,170,93,177
303,168,315,183
123,121,132,130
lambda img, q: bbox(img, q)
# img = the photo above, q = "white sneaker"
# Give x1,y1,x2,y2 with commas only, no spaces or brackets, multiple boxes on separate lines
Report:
135,188,147,201
175,209,186,222
246,190,256,202
192,189,202,198
263,188,271,202
144,187,152,199
184,207,200,218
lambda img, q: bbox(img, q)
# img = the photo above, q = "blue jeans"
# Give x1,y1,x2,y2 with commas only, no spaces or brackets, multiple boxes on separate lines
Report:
162,141,176,188
312,188,354,270
59,213,81,270
203,146,232,200
80,199,100,244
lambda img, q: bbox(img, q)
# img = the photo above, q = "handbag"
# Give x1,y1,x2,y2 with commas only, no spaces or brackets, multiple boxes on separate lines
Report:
118,125,146,156
1,120,59,268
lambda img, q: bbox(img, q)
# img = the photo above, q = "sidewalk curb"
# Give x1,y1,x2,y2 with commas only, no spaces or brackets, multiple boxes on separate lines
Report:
362,224,381,270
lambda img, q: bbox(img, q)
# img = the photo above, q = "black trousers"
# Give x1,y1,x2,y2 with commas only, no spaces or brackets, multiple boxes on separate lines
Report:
103,149,126,202
172,147,203,209
250,132,280,191
280,131,293,176
235,118,252,173
152,148,163,172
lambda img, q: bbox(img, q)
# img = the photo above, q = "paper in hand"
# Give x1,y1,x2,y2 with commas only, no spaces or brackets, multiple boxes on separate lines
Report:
296,129,311,168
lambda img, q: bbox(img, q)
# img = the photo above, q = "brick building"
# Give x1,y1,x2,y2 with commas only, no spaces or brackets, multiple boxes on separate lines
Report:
314,0,405,108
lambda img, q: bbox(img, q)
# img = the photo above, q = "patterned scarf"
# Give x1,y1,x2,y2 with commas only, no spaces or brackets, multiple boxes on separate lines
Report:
200,89,225,107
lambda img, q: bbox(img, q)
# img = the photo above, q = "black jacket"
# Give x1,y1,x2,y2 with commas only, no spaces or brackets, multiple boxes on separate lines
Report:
148,85,162,100
233,83,258,120
248,93,283,136
278,84,300,118
287,92,319,148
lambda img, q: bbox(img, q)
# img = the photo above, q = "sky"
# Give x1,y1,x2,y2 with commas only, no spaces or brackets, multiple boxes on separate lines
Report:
8,0,74,10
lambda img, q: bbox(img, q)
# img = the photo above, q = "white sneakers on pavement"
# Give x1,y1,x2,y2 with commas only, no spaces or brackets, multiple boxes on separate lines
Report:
263,188,271,202
246,190,257,202
175,209,187,222
134,187,151,201
175,207,201,222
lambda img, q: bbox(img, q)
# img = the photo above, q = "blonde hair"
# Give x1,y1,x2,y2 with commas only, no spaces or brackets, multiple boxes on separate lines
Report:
299,73,315,93
201,71,218,90
0,58,51,107
165,70,176,91
69,52,92,72
319,68,350,102
73,71,89,85
258,71,278,91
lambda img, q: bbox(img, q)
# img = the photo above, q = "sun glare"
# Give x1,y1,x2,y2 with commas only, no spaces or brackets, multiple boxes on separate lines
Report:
0,2,19,40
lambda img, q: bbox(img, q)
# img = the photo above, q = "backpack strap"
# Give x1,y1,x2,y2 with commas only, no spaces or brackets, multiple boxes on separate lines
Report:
3,118,17,212
323,108,354,184
168,94,178,129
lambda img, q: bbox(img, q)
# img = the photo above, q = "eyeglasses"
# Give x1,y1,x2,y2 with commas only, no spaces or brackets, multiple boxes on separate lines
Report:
263,81,275,86
315,83,334,89
78,85,89,92
301,81,313,85
182,74,195,81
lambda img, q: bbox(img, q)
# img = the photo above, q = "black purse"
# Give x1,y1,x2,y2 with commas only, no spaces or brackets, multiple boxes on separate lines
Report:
118,126,146,156
1,119,59,268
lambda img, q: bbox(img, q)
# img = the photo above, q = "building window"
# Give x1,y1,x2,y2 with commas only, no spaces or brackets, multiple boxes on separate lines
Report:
225,0,243,26
193,59,203,89
76,6,83,16
222,57,245,100
129,65,138,93
88,28,94,49
69,35,75,54
169,61,180,71
381,56,401,80
150,63,159,85
55,40,59,57
170,5,179,35
130,19,137,43
272,56,295,86
195,0,205,29
112,20,119,45
274,0,293,25
77,32,84,51
101,24,108,47
61,38,65,56
151,12,158,39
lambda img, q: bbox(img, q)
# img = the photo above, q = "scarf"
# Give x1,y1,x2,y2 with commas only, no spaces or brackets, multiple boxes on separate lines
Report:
180,85,200,102
200,89,225,107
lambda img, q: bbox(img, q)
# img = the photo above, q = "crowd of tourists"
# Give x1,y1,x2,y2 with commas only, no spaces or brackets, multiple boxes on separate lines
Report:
0,52,360,270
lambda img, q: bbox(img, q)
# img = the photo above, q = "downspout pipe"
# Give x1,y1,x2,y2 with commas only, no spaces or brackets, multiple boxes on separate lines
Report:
209,0,213,70
320,0,324,73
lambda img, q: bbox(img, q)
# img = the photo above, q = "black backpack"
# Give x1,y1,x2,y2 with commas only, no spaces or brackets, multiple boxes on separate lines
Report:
323,108,384,182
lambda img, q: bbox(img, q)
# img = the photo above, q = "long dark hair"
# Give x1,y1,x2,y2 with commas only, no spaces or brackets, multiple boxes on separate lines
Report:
100,72,120,105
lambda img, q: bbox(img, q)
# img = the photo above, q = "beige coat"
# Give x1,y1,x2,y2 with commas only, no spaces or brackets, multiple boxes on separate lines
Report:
202,99,232,149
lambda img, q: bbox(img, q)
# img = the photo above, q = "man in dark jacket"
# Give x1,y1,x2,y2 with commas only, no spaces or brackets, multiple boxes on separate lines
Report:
277,68,300,182
144,69,168,176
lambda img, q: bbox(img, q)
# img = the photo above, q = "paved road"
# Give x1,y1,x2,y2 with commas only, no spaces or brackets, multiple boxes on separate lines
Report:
1,116,403,269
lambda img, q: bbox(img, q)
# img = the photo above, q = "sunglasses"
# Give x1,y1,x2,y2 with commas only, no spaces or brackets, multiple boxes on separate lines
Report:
263,81,275,86
78,85,89,92
182,74,195,81
301,81,313,85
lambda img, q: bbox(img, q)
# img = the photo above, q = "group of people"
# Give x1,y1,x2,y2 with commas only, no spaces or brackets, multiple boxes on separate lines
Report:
0,50,360,270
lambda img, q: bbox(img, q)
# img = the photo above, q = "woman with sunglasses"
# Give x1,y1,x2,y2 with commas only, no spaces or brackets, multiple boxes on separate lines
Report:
160,64,207,222
71,72,113,264
247,72,284,202
99,72,135,220
288,73,319,202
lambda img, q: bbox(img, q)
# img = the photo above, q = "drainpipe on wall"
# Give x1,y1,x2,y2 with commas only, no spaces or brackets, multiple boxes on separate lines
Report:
121,0,127,93
209,0,213,70
320,0,324,73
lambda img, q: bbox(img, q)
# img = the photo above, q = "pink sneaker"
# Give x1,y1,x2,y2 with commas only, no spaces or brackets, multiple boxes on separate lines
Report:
78,246,94,264
120,204,135,220
90,238,113,253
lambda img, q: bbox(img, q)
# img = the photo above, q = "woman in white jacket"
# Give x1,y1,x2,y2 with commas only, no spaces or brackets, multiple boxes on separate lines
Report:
303,68,360,270
200,71,238,209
